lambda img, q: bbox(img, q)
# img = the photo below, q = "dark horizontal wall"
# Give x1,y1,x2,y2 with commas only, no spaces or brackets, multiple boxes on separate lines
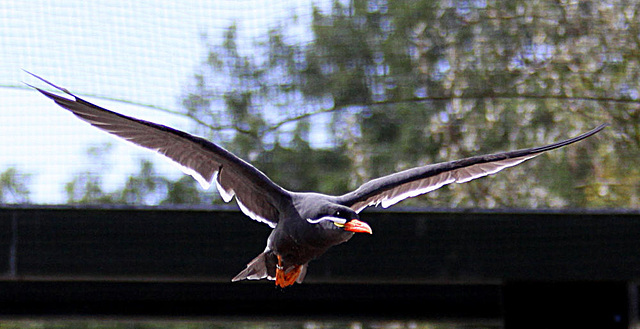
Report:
0,206,638,283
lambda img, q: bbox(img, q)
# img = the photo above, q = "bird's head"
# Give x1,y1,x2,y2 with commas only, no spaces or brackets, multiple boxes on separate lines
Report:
306,204,372,234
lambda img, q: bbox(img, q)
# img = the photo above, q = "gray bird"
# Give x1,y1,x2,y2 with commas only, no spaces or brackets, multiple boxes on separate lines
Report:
27,72,606,287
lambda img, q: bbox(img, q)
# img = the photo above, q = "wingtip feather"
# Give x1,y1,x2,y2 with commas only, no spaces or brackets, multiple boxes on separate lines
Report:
24,70,74,95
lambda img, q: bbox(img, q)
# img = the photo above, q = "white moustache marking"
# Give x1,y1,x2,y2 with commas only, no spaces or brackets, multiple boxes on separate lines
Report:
306,216,348,225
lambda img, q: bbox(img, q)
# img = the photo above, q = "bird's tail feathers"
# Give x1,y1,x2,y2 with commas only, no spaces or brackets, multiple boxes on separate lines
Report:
232,252,271,282
232,252,308,284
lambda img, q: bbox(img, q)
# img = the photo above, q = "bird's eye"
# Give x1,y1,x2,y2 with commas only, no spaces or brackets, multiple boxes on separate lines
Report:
335,211,342,217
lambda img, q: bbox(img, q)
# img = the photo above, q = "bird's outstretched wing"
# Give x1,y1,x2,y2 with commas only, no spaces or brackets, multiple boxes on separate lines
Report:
27,72,289,227
337,124,607,213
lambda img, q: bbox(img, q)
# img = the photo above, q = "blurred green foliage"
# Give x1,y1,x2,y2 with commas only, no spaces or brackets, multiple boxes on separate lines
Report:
178,0,638,208
63,145,205,205
0,167,30,203
18,0,639,208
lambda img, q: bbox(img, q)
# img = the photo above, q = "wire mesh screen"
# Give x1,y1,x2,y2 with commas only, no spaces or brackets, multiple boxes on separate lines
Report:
1,0,638,208
0,0,323,204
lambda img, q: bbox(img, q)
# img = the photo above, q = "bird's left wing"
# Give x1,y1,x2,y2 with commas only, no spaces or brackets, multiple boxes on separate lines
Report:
27,72,289,227
337,124,607,213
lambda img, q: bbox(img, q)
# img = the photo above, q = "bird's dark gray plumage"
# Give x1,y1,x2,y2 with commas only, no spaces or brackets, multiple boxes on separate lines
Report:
27,72,607,287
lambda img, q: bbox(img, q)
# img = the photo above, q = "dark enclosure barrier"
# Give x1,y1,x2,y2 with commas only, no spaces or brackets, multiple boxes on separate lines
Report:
0,206,638,328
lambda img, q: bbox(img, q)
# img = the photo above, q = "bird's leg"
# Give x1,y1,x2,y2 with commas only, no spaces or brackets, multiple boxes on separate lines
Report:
275,255,287,288
275,255,302,288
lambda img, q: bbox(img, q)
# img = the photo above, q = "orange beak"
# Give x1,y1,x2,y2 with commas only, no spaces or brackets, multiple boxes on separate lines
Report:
343,219,373,234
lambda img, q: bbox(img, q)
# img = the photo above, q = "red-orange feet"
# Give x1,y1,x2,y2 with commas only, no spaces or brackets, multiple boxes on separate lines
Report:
275,255,303,288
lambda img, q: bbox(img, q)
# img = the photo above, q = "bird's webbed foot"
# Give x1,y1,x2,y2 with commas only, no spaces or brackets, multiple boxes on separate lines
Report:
275,255,303,288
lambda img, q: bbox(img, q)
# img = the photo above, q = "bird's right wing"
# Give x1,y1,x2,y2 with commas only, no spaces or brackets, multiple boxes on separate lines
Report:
28,72,289,228
337,124,607,213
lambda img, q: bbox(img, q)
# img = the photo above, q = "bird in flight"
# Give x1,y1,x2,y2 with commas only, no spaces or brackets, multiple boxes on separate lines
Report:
27,72,607,288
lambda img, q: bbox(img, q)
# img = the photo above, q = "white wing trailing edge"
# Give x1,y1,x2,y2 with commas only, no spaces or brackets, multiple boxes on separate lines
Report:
339,124,607,213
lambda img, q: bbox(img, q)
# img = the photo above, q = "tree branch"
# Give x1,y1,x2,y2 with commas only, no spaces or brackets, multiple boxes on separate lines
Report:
367,93,640,106
13,81,636,137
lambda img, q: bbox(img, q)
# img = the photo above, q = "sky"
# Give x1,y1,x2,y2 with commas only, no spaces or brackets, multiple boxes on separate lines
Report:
0,0,330,203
